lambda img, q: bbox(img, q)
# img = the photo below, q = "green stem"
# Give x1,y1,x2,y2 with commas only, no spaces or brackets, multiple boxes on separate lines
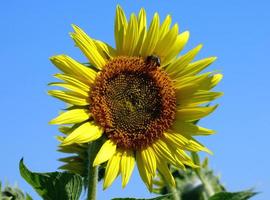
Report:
162,171,181,200
167,185,181,200
87,140,102,200
200,175,215,198
190,152,214,198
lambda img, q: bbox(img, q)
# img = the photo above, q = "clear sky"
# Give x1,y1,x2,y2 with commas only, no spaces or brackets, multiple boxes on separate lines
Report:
1,0,269,199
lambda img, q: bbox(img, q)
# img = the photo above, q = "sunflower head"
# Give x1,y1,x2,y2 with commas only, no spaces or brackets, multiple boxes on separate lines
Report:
49,5,222,191
90,56,176,150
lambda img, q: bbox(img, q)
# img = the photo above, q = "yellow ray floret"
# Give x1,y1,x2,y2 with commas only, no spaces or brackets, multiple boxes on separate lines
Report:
49,82,89,97
62,122,103,146
175,105,218,121
48,90,89,106
93,140,117,166
136,150,154,191
70,25,106,69
103,151,121,189
49,109,90,125
140,13,160,57
53,73,91,92
50,55,97,84
140,147,157,176
120,150,135,188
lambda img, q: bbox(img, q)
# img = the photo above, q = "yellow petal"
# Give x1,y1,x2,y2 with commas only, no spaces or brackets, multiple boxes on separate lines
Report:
176,105,218,121
152,140,183,168
165,138,199,168
175,84,200,106
56,135,64,142
133,8,147,55
167,131,212,154
179,57,217,77
162,31,189,66
120,150,135,188
164,132,189,147
208,73,223,89
174,149,198,168
174,73,222,97
70,25,106,69
62,122,103,145
54,73,90,92
136,151,153,191
166,44,202,76
195,73,223,90
163,134,190,167
140,147,157,175
94,40,116,59
93,140,117,166
123,13,139,55
156,159,175,187
178,73,223,91
103,151,121,189
48,82,88,97
49,109,90,125
140,13,160,56
158,15,172,40
137,8,147,35
185,139,213,154
165,133,212,161
48,90,89,106
176,91,223,107
200,73,223,91
155,24,178,59
174,72,212,88
50,55,97,84
115,5,128,54
171,121,215,136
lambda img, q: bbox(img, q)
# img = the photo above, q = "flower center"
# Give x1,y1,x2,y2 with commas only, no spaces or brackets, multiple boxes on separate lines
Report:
90,56,176,150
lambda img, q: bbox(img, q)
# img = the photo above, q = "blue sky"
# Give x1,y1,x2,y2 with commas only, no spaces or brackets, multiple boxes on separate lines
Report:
1,0,269,199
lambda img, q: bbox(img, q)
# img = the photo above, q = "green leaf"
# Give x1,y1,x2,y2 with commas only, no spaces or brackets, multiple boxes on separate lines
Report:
25,193,33,200
112,194,172,200
19,158,83,200
1,181,31,200
181,184,204,200
209,189,257,200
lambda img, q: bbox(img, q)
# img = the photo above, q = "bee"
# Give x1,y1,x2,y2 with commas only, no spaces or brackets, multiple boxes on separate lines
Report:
146,55,161,68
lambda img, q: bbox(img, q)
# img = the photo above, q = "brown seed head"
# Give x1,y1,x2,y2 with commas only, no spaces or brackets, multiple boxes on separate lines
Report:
90,56,176,150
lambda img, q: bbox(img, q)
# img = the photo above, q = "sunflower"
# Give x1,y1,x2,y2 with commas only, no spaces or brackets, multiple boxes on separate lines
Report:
49,5,222,191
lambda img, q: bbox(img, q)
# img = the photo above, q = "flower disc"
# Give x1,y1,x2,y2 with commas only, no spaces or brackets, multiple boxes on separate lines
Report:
90,56,176,150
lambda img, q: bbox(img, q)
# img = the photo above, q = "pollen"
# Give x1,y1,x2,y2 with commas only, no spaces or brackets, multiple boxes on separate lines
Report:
90,56,176,150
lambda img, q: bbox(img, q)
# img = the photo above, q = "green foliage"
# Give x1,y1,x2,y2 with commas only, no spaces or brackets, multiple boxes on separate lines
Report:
57,125,89,178
111,189,257,200
57,133,106,189
19,159,83,200
0,181,32,200
112,194,171,200
17,153,258,200
209,190,257,200
153,159,224,199
152,153,256,200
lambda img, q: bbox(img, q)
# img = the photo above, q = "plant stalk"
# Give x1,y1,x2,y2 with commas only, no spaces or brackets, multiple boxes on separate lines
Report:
200,175,215,198
162,171,181,200
168,185,181,200
87,140,102,200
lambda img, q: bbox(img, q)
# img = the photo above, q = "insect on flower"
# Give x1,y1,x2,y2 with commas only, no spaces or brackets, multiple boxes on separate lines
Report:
146,55,161,69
